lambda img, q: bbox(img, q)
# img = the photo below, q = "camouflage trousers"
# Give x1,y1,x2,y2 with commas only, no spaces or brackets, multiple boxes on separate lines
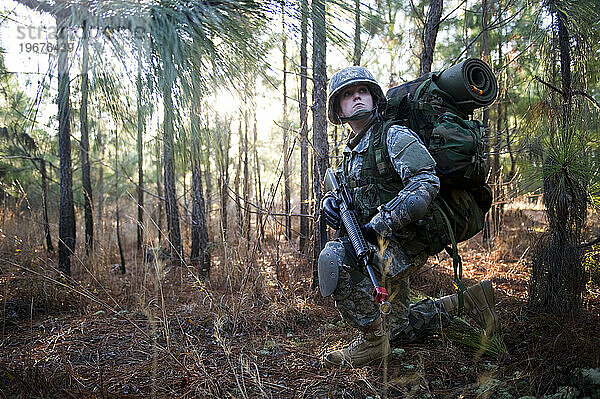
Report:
326,239,451,343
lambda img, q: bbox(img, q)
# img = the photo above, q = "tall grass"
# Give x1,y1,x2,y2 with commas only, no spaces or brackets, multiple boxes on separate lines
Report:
0,196,320,397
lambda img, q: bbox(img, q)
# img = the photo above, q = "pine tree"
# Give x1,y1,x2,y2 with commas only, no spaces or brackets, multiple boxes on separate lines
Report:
312,0,329,287
529,0,600,313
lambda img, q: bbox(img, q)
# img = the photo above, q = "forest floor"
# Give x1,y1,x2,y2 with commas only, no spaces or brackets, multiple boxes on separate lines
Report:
1,207,600,398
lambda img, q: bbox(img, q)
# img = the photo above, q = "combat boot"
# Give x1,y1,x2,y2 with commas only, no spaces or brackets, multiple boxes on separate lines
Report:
324,316,391,367
438,280,500,336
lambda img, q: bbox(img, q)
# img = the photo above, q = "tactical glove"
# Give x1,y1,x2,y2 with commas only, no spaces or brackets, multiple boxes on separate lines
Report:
321,194,341,230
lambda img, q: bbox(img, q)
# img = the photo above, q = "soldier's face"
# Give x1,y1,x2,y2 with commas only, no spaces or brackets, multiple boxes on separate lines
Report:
338,84,373,118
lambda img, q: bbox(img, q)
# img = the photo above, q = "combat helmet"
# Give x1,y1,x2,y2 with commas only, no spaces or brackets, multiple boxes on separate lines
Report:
327,66,386,125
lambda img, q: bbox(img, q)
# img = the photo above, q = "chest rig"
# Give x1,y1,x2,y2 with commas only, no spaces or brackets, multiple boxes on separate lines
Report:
343,120,404,225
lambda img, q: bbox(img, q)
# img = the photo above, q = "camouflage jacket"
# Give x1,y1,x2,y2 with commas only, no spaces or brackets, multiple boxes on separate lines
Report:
341,122,440,239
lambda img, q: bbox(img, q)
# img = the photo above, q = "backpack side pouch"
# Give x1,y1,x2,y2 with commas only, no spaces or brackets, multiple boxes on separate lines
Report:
428,112,487,188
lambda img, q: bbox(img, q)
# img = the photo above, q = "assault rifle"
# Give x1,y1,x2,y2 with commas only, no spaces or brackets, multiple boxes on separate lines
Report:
324,168,392,314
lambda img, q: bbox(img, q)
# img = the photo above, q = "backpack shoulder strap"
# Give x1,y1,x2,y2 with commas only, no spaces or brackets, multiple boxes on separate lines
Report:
413,78,431,106
371,119,398,180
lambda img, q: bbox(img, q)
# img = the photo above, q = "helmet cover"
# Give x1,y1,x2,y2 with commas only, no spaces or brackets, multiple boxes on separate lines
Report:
327,66,386,125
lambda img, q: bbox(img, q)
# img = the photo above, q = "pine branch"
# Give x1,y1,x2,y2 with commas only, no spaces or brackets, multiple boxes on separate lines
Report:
15,0,69,18
534,76,600,111
15,0,54,14
452,0,528,65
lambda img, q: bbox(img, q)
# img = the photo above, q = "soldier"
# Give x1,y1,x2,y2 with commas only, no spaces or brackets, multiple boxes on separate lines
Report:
319,66,500,367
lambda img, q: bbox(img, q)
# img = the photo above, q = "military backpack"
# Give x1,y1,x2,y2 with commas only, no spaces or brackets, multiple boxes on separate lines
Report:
382,58,497,255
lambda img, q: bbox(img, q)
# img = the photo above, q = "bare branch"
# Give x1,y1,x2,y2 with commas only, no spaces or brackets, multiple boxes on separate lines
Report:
409,0,425,25
534,75,563,95
439,0,467,26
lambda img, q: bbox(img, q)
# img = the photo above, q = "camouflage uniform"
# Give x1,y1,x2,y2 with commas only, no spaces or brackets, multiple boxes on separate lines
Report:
321,66,499,365
326,123,451,343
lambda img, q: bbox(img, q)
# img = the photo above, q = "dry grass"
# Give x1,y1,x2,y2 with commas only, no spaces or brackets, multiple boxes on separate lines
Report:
1,206,600,398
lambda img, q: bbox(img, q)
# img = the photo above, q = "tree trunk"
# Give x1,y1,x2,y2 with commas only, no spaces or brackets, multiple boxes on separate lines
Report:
182,174,188,236
481,0,489,67
282,4,292,241
57,13,75,276
505,92,515,180
136,41,144,251
234,119,242,231
312,0,328,288
96,107,104,235
203,126,212,239
115,129,126,274
80,18,93,254
299,0,309,252
333,125,338,158
156,136,163,244
462,0,469,53
384,3,402,86
243,110,251,250
40,159,54,252
190,70,210,277
481,0,493,244
419,0,443,76
191,156,210,276
482,0,490,135
492,6,502,238
218,118,231,243
353,0,361,65
162,56,182,261
253,114,264,249
557,10,572,123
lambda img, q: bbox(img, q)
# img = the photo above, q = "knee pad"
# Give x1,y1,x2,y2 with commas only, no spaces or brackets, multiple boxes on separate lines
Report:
318,241,345,297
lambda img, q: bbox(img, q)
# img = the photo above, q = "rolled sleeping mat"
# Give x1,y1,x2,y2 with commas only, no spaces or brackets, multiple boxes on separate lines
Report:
434,58,497,112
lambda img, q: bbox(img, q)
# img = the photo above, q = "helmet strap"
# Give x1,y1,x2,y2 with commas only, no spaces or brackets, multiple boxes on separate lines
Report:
345,113,377,148
338,109,374,123
373,102,384,122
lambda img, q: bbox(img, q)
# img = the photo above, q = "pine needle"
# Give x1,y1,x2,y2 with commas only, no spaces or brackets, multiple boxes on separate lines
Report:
443,317,508,359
